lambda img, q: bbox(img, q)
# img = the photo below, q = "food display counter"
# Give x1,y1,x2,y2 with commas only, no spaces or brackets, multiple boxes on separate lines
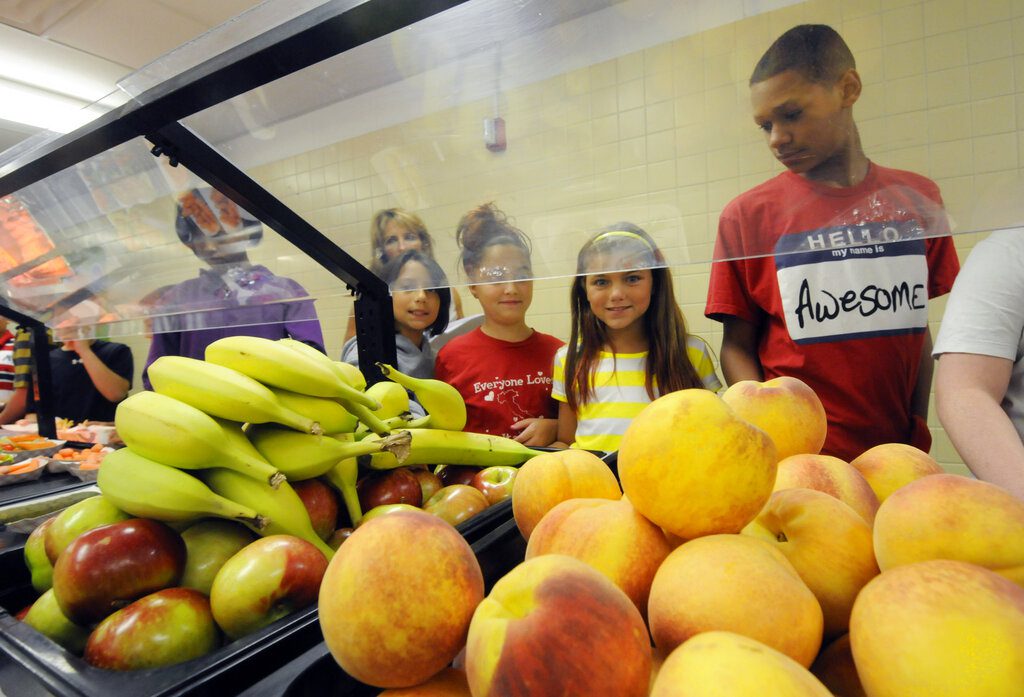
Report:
0,0,1019,694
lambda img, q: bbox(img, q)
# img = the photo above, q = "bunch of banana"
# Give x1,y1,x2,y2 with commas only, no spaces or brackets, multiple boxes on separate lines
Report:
365,380,410,419
116,391,285,488
361,429,546,469
377,363,467,431
199,467,335,559
247,426,411,480
147,355,322,434
206,336,393,436
98,448,268,529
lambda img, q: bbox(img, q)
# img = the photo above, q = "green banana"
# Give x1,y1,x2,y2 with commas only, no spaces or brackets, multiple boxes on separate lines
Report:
377,363,467,431
199,467,334,559
115,391,285,488
365,380,410,419
269,388,358,434
98,448,268,529
322,457,362,526
205,336,378,410
148,355,322,434
362,428,546,469
247,425,411,480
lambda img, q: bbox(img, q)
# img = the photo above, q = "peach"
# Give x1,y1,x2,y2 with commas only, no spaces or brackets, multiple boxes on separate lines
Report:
318,509,483,689
721,376,827,460
618,389,777,539
377,668,471,696
849,442,943,502
511,449,619,540
465,554,651,697
873,473,1024,586
743,488,879,639
774,453,880,525
810,634,866,697
647,534,823,667
524,496,672,617
649,631,832,697
850,560,1024,696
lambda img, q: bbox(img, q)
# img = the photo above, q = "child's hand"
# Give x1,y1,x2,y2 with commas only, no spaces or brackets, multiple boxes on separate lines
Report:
510,417,558,446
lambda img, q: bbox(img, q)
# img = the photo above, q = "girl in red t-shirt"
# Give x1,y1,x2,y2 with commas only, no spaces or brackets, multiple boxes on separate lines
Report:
434,203,563,445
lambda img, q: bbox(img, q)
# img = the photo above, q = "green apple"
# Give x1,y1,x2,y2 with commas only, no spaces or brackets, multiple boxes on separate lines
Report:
23,589,91,654
25,517,56,593
180,519,256,595
45,495,130,564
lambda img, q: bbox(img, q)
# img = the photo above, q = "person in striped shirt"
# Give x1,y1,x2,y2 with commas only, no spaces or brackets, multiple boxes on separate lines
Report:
0,319,15,406
552,224,722,452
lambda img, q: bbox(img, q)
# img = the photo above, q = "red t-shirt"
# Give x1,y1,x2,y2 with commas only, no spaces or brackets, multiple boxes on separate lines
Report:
435,328,564,438
705,164,960,461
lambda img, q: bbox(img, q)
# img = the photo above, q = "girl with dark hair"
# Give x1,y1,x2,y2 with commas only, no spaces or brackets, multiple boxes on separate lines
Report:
434,203,563,445
343,208,463,341
553,223,721,451
341,250,451,381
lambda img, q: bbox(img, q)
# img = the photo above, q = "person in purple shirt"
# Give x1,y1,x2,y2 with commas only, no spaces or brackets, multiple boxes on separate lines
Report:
142,188,324,388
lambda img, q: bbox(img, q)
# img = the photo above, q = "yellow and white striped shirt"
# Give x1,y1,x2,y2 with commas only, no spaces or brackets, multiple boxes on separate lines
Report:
552,337,721,453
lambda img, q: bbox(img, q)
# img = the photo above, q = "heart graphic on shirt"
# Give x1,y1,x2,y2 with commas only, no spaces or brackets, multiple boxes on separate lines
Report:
483,390,495,402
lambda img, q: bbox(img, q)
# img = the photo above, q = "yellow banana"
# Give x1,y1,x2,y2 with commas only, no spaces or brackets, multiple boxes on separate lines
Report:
322,457,362,526
199,467,334,559
98,448,268,529
269,388,358,434
148,355,322,434
377,363,467,431
362,428,545,469
334,361,367,391
247,426,411,480
277,338,365,389
115,391,284,488
365,380,410,419
205,336,378,410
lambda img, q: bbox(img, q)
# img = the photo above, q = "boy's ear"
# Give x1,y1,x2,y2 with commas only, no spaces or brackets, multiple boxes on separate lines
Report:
837,68,862,108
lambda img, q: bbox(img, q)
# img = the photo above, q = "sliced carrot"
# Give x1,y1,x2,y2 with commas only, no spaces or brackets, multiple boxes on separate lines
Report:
77,461,101,471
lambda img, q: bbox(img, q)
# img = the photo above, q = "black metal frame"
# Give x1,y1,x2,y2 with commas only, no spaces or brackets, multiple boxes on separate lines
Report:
0,0,473,383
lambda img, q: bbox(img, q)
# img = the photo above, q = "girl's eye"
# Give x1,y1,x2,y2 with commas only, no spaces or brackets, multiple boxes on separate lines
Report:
783,110,801,121
758,121,772,133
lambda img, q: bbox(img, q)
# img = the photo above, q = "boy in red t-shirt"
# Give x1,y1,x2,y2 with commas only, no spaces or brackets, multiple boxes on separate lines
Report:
705,25,959,461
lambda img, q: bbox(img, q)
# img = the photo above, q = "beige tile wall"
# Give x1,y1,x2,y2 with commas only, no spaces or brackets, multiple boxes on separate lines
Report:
237,0,1022,472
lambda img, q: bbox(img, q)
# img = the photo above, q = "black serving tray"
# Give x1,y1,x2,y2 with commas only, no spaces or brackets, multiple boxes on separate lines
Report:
237,515,528,697
0,496,516,696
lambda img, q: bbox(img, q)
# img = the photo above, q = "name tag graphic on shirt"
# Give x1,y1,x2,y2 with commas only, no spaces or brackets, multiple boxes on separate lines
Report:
775,222,929,344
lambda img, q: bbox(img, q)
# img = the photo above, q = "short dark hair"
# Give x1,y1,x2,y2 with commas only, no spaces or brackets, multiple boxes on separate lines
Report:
750,25,855,86
381,250,451,336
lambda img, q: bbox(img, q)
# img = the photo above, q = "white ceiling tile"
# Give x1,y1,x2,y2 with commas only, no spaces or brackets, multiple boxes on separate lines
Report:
0,0,90,35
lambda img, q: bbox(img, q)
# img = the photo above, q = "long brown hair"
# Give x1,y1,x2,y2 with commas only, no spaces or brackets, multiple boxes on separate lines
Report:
563,223,705,412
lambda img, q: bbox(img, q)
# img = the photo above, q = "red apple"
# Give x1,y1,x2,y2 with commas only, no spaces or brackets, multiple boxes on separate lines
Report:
85,588,220,670
471,466,518,505
15,603,33,621
180,520,256,595
52,519,186,625
328,527,354,550
357,469,423,512
410,468,443,503
209,534,328,639
292,479,340,541
423,485,489,527
437,465,481,487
